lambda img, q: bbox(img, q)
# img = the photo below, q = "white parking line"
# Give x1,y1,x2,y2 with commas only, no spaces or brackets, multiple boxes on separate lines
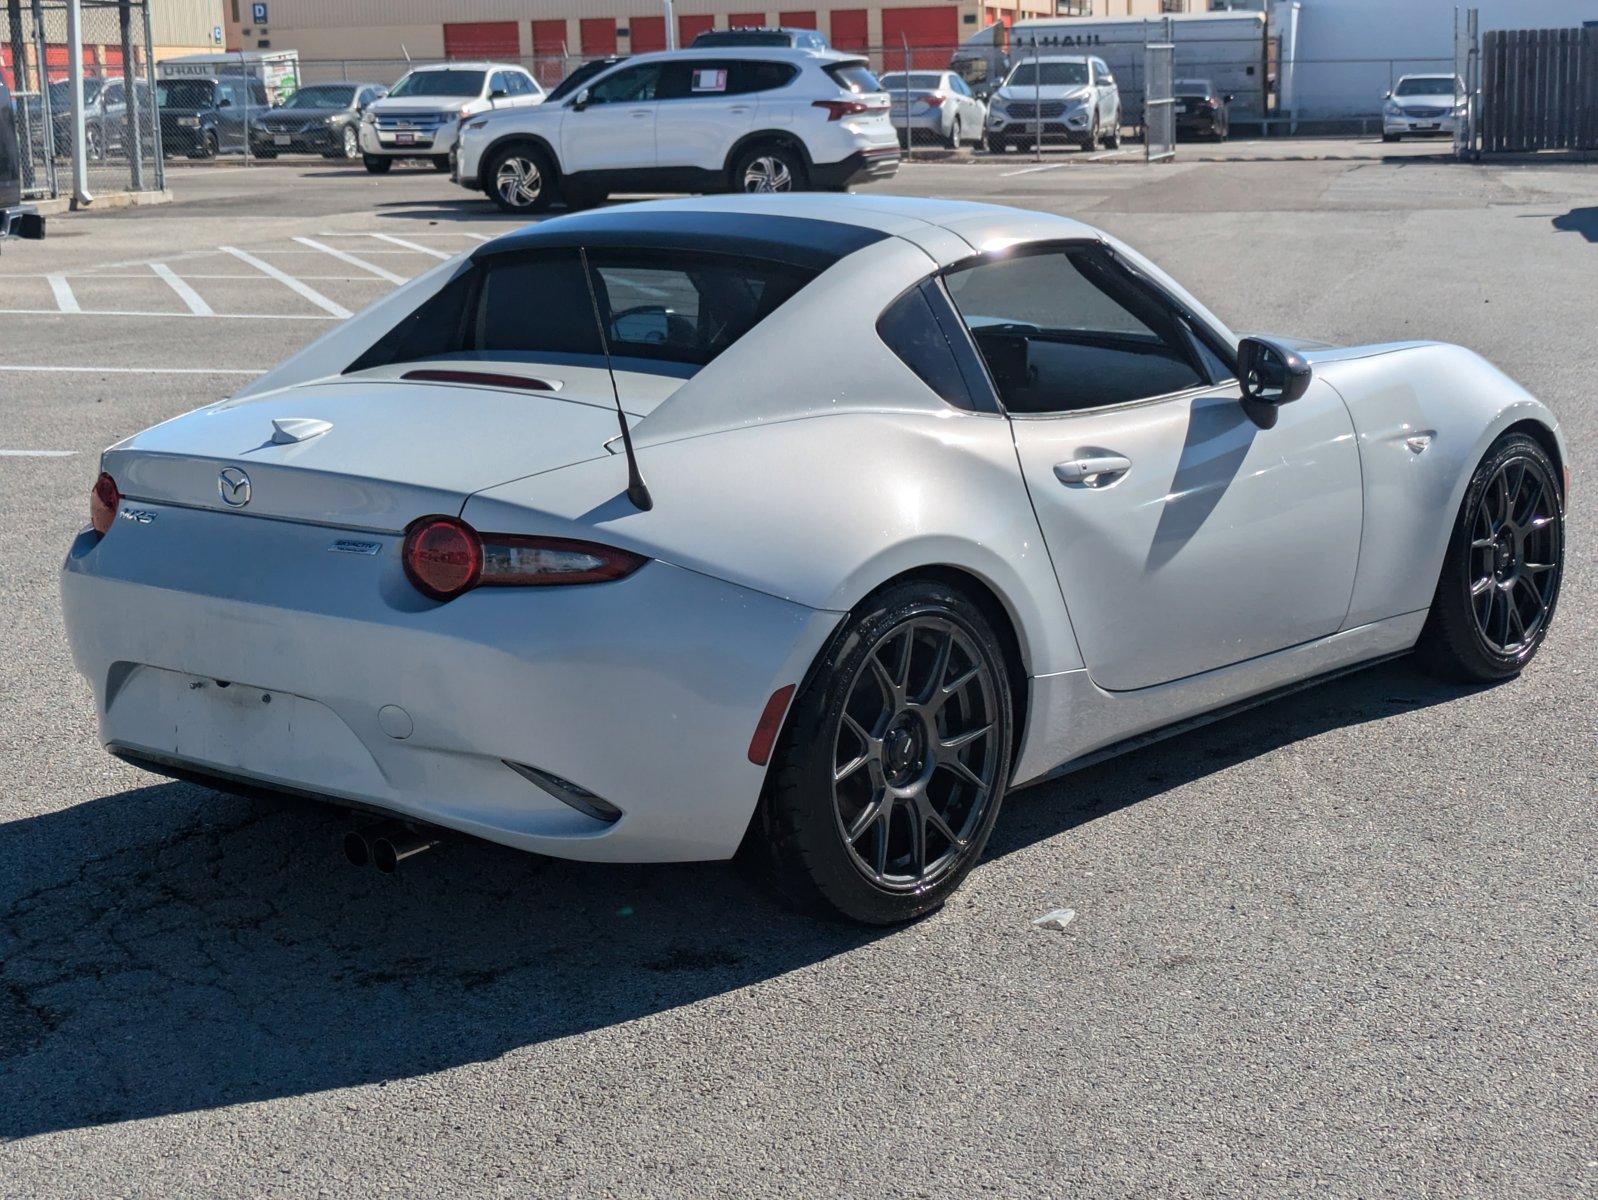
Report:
46,275,80,313
0,308,339,321
221,246,353,319
0,449,76,457
999,162,1067,177
294,237,408,285
0,365,265,375
369,232,453,260
150,262,216,317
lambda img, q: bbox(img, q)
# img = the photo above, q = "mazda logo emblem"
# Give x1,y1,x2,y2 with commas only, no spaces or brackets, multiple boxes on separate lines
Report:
218,466,252,508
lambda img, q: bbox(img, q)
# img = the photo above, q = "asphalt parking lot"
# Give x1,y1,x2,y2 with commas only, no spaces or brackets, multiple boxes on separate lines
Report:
1,145,1593,1198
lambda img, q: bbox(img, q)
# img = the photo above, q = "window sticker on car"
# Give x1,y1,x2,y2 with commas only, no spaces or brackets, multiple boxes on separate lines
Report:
692,69,728,93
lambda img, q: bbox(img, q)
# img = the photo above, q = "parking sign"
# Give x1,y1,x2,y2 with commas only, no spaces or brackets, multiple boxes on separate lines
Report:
251,3,268,23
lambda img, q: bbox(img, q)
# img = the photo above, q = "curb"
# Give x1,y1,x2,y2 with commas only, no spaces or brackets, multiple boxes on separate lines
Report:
34,189,175,216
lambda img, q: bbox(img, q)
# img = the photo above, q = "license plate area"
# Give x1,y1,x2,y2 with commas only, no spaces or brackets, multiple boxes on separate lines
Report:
395,132,417,145
273,134,292,145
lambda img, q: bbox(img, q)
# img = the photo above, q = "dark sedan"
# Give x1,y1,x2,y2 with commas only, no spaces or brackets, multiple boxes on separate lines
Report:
250,82,388,159
1174,79,1232,141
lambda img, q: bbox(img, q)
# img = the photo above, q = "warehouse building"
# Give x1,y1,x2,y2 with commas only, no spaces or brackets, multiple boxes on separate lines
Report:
222,1,1063,68
2,0,224,89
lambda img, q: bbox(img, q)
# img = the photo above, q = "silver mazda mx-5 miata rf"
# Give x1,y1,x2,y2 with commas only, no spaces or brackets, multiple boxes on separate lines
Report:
63,196,1567,924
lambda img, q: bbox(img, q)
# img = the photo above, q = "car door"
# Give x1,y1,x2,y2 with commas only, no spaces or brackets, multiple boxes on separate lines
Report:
560,61,661,174
942,243,1363,692
1090,59,1115,127
950,75,983,136
655,58,766,173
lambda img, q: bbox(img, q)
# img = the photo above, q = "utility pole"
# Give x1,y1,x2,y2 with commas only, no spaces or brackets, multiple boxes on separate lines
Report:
663,0,676,50
66,0,90,205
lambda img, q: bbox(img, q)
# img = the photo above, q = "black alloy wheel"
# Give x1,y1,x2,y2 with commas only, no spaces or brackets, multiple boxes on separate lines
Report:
1417,432,1564,682
752,580,1013,924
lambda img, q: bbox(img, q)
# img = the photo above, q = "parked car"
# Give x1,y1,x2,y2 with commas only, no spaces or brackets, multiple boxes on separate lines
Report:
63,196,1568,924
156,76,271,159
691,26,830,51
877,70,986,149
1,74,45,240
985,55,1121,152
544,56,625,105
250,81,387,159
1174,78,1232,141
1383,74,1464,142
51,77,155,162
359,62,543,174
456,48,898,212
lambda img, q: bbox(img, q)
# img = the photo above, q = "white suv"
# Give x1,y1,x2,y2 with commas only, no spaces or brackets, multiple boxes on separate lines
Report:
359,62,544,173
455,48,899,212
986,55,1121,153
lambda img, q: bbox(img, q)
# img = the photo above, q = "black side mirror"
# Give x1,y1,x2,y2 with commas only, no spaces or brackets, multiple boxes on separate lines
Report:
571,87,591,112
489,87,508,102
1237,336,1312,428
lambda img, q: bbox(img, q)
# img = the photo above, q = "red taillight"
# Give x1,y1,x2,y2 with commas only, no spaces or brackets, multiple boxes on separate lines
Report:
813,99,879,121
403,516,482,601
402,517,646,601
90,472,120,536
923,94,944,108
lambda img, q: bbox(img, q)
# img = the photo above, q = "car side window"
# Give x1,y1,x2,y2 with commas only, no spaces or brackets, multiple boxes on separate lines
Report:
489,71,509,96
587,63,662,104
942,246,1210,415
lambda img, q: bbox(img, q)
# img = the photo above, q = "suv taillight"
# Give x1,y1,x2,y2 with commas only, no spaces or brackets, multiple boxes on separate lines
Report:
90,472,120,536
403,516,647,602
813,99,880,121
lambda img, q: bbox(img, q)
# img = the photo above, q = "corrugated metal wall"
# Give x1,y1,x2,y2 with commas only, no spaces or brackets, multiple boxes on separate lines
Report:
151,0,225,48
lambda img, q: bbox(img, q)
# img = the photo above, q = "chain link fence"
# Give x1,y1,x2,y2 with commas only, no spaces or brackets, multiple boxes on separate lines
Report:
2,0,162,199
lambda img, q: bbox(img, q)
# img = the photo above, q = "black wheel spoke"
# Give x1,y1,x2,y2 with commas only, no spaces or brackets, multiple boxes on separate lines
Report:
1468,455,1561,657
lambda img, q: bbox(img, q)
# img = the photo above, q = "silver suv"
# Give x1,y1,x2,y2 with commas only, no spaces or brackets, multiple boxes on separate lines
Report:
985,55,1121,153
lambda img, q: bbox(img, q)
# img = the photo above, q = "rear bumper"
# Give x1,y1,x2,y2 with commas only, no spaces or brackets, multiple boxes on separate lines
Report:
0,204,44,240
255,126,341,152
62,509,840,863
811,147,900,188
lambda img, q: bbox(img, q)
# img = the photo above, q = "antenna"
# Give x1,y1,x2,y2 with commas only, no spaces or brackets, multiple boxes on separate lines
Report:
579,246,653,512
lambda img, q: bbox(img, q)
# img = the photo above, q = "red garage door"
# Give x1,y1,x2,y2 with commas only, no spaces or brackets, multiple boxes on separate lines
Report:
580,17,617,57
780,11,817,29
443,21,519,61
629,15,666,54
530,19,567,57
679,13,715,45
830,10,868,52
882,6,960,68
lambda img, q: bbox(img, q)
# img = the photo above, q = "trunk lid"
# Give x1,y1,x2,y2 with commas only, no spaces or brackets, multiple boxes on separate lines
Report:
105,368,679,533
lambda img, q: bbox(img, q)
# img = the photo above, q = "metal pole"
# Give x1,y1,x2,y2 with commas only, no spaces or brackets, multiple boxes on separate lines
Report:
1033,37,1041,162
141,0,163,189
119,0,143,190
240,49,250,164
66,0,90,203
31,0,55,197
663,0,676,51
901,33,912,160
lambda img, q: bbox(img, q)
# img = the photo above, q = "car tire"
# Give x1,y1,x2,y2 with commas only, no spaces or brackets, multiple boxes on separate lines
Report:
563,183,607,211
85,126,104,162
431,154,452,172
1104,118,1121,149
341,126,360,159
750,578,1015,924
733,143,807,194
253,143,278,159
198,130,218,160
362,154,392,174
487,142,555,213
1082,116,1099,152
946,116,962,150
1415,433,1564,684
1383,133,1401,143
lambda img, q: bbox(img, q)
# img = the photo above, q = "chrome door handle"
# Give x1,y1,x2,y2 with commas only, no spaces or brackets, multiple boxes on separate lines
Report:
1054,454,1132,487
630,110,652,118
728,105,752,114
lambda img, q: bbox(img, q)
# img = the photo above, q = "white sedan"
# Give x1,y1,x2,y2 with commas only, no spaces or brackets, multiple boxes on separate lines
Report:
62,196,1568,924
1383,74,1465,142
878,70,987,148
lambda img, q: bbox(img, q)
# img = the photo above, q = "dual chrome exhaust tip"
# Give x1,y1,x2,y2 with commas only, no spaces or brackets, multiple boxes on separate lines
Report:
342,819,440,874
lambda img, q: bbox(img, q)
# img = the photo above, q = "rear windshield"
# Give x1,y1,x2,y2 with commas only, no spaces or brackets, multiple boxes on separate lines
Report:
156,80,216,108
880,74,944,91
693,31,791,46
1174,81,1212,97
825,63,882,94
1006,62,1090,88
390,69,484,98
348,248,816,376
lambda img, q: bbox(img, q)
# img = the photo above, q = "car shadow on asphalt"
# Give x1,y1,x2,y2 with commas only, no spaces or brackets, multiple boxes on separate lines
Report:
0,659,1471,1140
1549,207,1598,243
